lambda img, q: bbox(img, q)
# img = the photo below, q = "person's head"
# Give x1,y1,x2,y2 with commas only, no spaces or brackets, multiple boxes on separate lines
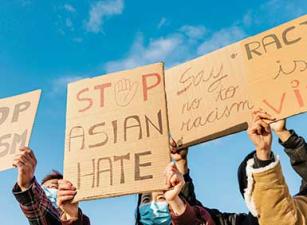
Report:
41,170,63,189
41,170,63,208
135,191,171,225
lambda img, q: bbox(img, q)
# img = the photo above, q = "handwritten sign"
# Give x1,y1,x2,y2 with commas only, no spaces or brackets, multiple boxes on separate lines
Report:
243,15,307,119
64,63,170,201
0,90,41,171
166,14,307,147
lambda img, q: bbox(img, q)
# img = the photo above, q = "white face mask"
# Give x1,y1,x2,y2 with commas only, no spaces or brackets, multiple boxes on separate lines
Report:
42,186,58,208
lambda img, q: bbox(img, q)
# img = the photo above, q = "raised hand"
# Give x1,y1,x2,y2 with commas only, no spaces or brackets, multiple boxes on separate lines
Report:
114,79,138,106
270,119,291,142
57,180,79,221
13,147,37,191
163,162,186,215
164,162,185,202
247,111,273,160
169,137,188,174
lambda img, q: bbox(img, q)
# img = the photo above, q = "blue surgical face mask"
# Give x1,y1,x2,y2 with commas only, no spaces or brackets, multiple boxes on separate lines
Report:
139,201,171,225
42,187,58,209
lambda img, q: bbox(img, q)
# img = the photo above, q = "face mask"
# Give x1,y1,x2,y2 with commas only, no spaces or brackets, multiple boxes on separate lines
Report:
42,187,58,209
139,201,171,225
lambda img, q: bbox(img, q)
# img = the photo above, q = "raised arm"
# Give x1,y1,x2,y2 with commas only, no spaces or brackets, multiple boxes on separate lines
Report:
245,111,307,225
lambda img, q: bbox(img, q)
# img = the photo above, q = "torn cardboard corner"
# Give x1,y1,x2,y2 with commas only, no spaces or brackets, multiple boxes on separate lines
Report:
0,90,41,172
64,62,170,201
166,14,307,148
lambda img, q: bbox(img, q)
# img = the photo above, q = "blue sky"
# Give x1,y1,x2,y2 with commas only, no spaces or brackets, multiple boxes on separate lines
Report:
0,0,307,224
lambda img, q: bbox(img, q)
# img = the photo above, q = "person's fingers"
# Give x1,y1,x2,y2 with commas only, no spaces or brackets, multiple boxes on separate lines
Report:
257,120,271,133
12,159,24,168
164,164,176,188
58,195,75,203
14,154,30,166
252,110,261,121
253,123,262,135
27,149,36,162
20,154,32,165
20,152,34,166
169,146,177,154
18,147,36,164
169,137,178,154
169,172,184,190
58,182,74,191
249,123,259,134
58,190,77,197
169,173,179,187
169,137,177,147
262,121,271,133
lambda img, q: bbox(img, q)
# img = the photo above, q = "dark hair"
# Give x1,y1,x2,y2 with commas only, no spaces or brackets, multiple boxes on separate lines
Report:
237,151,256,198
41,170,63,185
135,193,143,225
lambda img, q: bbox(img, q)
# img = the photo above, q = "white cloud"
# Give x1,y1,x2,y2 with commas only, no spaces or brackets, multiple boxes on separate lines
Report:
103,23,246,73
85,0,124,33
103,0,307,74
179,25,206,40
197,26,246,55
103,24,209,73
50,76,85,96
64,4,76,13
104,33,184,72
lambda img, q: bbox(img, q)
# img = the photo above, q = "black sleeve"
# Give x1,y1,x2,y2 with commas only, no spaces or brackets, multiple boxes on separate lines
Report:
205,208,258,225
253,152,275,169
181,170,203,207
281,130,307,182
182,171,258,225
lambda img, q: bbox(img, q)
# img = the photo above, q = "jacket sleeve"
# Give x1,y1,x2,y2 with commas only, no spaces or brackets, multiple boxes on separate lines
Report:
183,170,256,225
12,177,61,225
281,130,307,182
181,171,258,225
204,209,257,225
246,157,307,225
171,201,215,225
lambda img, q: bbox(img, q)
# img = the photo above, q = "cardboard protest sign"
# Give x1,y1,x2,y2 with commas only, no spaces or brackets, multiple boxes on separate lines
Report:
166,14,307,147
165,43,253,147
64,63,170,201
242,15,307,119
0,90,41,172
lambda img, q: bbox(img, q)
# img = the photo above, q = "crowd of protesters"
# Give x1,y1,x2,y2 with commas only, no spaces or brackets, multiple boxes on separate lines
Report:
10,110,307,225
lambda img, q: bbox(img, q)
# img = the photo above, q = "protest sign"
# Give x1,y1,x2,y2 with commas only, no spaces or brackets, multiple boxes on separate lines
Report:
166,14,307,147
0,90,41,171
243,15,307,119
64,63,170,201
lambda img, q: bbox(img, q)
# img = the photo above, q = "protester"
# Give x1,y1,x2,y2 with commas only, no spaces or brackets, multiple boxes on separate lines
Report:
170,139,259,225
12,146,90,225
244,111,307,225
135,159,214,225
171,112,307,225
